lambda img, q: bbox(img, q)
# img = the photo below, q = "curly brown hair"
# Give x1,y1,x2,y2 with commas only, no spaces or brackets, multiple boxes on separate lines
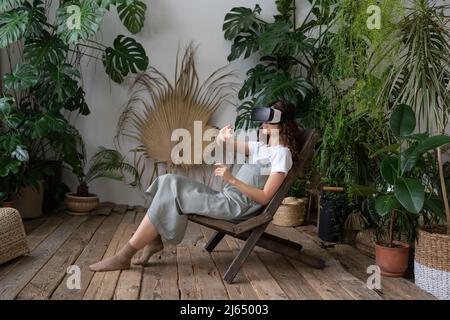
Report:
269,100,305,163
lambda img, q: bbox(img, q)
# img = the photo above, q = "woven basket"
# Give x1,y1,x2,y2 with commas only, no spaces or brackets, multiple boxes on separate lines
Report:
272,197,307,227
355,229,377,259
414,225,450,300
0,208,30,265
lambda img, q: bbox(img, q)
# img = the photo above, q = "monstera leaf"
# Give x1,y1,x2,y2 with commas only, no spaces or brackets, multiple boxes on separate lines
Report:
0,9,29,48
239,64,270,99
117,0,147,34
97,0,117,9
0,0,25,13
4,63,39,92
24,30,69,65
223,5,262,40
227,34,259,62
257,70,311,105
23,0,46,39
103,35,149,83
36,64,80,111
65,87,90,115
56,0,106,44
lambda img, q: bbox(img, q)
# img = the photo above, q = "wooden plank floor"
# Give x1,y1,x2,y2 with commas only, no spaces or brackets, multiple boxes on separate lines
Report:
0,208,435,300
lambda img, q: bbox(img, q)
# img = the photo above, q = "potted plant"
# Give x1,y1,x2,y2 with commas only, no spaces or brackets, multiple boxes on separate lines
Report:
0,96,82,217
370,104,450,277
64,144,141,215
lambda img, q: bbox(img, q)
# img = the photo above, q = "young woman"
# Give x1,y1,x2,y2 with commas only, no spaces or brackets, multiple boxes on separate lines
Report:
89,100,305,271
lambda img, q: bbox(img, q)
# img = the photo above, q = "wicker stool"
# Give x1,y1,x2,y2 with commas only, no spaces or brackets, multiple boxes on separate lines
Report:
0,208,30,265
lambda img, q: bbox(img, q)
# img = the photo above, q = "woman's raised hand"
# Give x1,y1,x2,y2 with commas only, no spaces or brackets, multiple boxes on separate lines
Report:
216,124,234,145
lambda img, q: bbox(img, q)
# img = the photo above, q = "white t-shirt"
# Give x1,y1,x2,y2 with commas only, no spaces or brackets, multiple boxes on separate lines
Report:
247,141,293,175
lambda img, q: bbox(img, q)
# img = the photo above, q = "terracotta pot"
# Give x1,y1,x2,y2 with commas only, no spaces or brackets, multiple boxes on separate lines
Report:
64,192,99,215
375,241,410,277
1,201,15,208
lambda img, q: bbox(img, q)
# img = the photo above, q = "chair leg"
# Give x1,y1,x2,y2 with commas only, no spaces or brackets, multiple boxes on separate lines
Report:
223,224,268,284
204,231,225,252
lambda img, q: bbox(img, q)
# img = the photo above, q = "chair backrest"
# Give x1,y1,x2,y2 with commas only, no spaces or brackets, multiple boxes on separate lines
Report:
259,128,319,218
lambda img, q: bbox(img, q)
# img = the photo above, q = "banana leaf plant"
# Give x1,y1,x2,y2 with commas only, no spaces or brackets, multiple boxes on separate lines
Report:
371,104,450,246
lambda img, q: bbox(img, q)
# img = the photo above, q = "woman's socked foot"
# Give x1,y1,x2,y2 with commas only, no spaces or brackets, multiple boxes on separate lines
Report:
132,235,164,265
89,243,137,272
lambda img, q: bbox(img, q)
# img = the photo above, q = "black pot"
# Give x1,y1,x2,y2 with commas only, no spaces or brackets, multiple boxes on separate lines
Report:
318,192,349,242
42,160,64,211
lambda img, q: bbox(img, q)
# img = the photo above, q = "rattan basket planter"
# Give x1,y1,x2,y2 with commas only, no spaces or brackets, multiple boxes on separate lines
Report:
414,225,450,300
0,208,30,265
272,197,307,227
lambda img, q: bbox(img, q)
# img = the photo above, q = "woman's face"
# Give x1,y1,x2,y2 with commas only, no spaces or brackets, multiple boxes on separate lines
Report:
261,122,280,136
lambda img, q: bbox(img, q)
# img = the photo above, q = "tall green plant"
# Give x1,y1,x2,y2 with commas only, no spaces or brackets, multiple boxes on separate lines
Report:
305,0,403,192
375,0,450,234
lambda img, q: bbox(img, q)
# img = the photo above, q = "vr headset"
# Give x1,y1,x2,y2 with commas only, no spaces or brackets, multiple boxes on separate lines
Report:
250,106,289,124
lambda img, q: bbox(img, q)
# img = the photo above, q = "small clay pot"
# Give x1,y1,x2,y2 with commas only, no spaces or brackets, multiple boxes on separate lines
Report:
64,192,99,215
375,240,410,277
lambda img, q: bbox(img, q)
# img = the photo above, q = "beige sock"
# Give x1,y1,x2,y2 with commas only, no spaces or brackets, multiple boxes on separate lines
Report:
89,242,138,272
132,235,164,265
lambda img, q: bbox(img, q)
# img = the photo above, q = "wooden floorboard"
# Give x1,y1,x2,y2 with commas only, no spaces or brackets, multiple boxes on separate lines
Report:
0,210,435,300
139,245,179,300
0,215,87,300
17,215,105,300
51,213,125,299
200,226,259,300
114,212,144,300
83,212,136,300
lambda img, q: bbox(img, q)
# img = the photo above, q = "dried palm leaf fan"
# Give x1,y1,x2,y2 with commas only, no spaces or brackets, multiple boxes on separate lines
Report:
116,44,239,184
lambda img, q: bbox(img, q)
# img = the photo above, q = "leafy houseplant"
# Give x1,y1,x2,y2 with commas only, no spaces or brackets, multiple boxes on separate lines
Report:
371,104,450,277
0,96,81,215
64,145,140,215
0,0,149,210
222,0,338,129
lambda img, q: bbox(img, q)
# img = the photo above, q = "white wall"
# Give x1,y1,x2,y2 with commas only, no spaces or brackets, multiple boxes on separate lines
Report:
66,0,313,206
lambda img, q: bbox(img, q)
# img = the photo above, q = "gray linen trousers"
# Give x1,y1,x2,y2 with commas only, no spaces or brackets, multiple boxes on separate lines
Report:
145,163,269,244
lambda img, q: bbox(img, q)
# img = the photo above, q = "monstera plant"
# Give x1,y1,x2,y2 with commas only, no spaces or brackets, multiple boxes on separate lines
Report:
0,0,149,112
0,0,149,209
370,104,450,277
222,0,338,129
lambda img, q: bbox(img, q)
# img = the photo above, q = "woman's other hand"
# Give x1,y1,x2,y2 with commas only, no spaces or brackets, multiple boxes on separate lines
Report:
214,163,233,183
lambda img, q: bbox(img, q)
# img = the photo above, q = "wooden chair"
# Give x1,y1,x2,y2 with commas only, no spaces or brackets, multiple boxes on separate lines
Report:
188,129,326,284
